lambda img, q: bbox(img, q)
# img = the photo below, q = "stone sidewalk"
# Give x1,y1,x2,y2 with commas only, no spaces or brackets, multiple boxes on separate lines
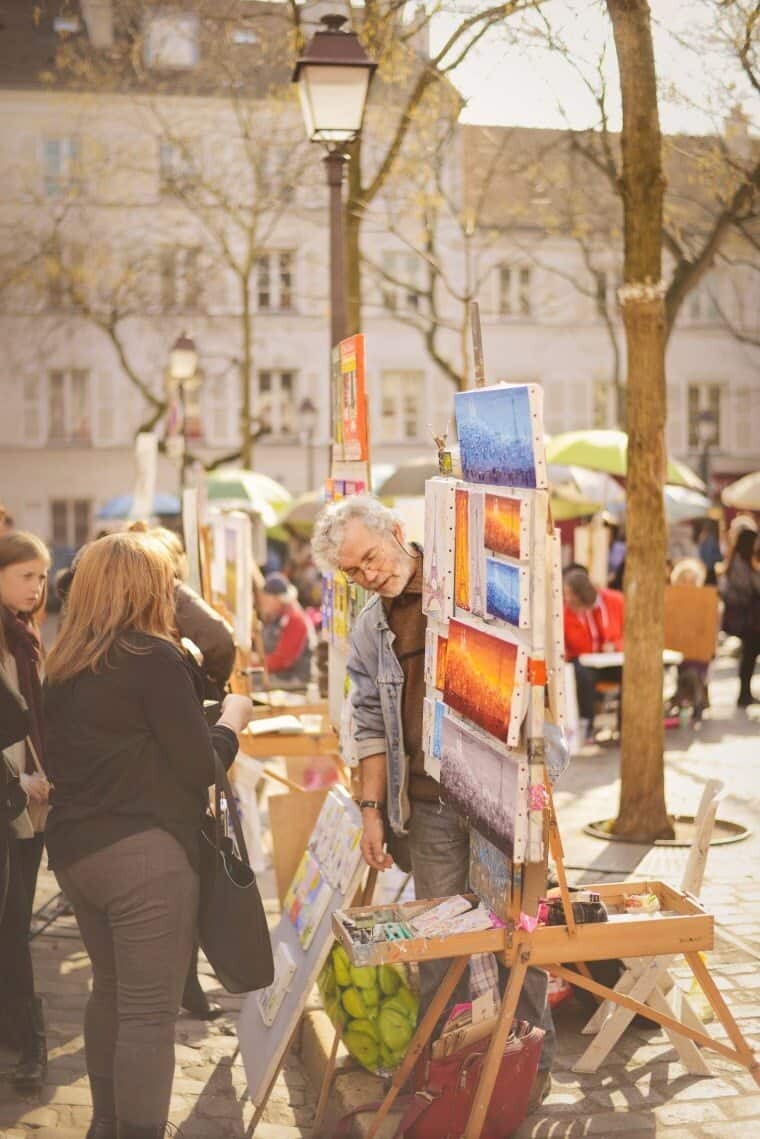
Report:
1,651,758,1137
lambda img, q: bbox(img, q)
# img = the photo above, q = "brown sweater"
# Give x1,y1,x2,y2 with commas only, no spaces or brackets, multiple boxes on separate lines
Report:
384,557,440,803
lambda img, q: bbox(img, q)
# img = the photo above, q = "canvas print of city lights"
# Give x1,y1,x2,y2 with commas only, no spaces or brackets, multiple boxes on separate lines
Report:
442,619,524,744
440,713,525,858
454,384,547,489
485,558,529,629
484,491,529,560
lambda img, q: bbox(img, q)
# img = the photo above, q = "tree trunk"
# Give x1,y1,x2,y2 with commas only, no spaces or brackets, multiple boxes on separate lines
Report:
607,0,673,840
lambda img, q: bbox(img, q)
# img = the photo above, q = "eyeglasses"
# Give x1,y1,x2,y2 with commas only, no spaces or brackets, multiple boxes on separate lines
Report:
337,544,385,583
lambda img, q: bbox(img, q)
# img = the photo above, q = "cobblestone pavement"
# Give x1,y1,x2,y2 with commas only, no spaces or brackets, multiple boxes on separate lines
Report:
1,650,758,1137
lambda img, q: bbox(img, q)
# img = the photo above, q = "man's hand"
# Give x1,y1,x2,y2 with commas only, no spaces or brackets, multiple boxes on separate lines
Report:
360,809,393,871
20,771,50,802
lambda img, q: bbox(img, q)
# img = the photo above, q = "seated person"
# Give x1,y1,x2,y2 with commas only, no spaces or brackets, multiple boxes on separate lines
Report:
563,567,625,740
257,572,316,688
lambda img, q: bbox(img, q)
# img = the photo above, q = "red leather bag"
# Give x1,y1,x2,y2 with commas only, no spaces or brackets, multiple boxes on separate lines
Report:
405,1020,544,1139
334,1020,544,1139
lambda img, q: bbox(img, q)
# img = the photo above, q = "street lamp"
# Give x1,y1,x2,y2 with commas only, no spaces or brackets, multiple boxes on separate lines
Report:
696,408,718,497
292,14,376,351
298,396,319,490
166,331,199,494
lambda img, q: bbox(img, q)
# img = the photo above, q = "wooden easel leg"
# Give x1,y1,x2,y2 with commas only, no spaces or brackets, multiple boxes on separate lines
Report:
312,1024,342,1137
365,955,468,1139
462,941,530,1139
684,951,760,1083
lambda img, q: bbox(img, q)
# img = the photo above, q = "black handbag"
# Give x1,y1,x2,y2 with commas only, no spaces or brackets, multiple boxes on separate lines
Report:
722,601,747,638
198,755,274,994
1,753,28,823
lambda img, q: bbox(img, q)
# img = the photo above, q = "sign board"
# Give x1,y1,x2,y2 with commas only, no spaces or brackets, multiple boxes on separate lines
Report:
238,787,364,1107
664,585,719,664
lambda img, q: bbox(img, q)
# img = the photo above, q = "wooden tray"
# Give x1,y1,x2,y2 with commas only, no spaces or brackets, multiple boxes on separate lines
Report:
333,881,713,968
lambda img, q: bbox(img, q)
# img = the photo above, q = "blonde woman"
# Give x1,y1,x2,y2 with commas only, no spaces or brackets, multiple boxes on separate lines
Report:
0,530,51,1093
44,532,253,1139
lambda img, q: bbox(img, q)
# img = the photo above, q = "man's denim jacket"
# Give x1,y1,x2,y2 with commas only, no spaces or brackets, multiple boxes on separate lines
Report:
346,594,411,834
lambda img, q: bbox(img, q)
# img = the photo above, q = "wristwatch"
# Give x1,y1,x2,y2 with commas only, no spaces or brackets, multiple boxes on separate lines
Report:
359,800,384,812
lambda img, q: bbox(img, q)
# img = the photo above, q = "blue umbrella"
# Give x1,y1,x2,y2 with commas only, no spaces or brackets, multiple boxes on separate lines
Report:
96,492,181,520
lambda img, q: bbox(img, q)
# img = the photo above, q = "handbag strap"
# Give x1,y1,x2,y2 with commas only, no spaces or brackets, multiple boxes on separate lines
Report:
332,1091,439,1139
212,754,251,869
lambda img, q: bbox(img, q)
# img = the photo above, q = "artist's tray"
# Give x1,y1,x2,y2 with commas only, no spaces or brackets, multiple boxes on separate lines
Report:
333,895,506,967
334,881,714,968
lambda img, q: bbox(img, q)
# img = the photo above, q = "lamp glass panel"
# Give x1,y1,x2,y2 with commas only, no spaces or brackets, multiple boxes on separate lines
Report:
169,346,198,381
298,65,370,142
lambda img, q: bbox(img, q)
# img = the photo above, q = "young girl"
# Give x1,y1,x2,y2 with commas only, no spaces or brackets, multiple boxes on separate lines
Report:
0,530,51,1092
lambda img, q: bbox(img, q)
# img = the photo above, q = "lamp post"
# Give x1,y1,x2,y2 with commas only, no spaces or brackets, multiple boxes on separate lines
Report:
166,331,199,496
696,408,718,499
298,396,319,490
293,14,376,353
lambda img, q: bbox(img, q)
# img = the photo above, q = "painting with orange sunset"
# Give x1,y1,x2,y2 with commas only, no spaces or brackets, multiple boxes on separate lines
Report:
454,488,470,610
484,493,523,559
443,619,520,742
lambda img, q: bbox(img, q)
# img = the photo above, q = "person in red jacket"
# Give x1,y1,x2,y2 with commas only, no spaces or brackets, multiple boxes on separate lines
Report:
563,566,625,738
257,572,316,688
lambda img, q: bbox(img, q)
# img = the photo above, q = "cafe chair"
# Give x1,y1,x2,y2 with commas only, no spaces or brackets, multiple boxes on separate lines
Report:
572,779,724,1075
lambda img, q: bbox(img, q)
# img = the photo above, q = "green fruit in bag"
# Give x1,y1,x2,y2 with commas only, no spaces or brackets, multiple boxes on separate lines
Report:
378,1006,413,1052
348,1018,379,1042
341,986,368,1019
332,945,352,988
393,986,419,1020
379,995,410,1019
378,964,402,996
362,985,380,1008
344,1029,379,1069
319,964,336,999
350,964,377,989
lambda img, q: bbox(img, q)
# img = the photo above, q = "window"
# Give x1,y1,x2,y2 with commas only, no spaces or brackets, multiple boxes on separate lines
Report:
160,247,201,310
735,387,753,452
46,241,85,309
497,264,532,317
686,279,720,324
50,499,91,547
381,252,420,313
48,369,90,444
145,12,199,69
159,140,197,193
256,370,295,436
378,371,424,443
256,252,294,311
687,382,722,450
22,376,42,443
43,136,81,197
205,374,239,446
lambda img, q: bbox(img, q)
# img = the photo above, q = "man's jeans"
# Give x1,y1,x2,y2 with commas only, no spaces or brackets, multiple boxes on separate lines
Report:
406,799,555,1070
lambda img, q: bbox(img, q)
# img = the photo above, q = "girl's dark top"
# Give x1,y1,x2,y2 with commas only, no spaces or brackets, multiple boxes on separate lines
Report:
1,607,44,771
43,632,237,873
0,668,29,751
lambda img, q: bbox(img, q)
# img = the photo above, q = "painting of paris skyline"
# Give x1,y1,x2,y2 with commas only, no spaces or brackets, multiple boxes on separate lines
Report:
440,713,524,858
455,385,547,490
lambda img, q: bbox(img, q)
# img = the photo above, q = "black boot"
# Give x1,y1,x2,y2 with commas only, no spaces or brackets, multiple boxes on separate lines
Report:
181,945,222,1021
86,1073,117,1139
13,995,47,1092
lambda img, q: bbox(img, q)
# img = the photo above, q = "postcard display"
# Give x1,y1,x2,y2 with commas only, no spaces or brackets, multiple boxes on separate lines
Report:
333,383,759,1139
238,787,365,1118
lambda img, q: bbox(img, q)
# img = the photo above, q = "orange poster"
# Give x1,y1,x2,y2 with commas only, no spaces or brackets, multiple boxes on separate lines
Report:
339,335,368,462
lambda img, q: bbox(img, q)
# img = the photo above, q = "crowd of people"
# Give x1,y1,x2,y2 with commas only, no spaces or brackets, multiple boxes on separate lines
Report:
1,491,758,1135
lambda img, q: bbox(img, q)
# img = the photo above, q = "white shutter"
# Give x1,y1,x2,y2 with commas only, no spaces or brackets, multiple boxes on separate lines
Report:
22,375,43,444
94,370,117,445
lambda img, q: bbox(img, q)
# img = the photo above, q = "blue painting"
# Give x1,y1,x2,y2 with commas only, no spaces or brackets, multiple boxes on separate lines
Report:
486,558,522,627
432,699,445,758
455,385,545,489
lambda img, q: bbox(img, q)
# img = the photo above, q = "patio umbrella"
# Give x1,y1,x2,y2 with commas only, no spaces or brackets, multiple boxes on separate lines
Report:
603,485,712,526
205,468,292,528
375,457,441,497
97,492,180,520
545,430,705,491
276,491,325,537
721,471,760,511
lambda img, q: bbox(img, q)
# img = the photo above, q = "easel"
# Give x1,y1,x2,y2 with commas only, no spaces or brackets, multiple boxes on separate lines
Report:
329,359,758,1138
